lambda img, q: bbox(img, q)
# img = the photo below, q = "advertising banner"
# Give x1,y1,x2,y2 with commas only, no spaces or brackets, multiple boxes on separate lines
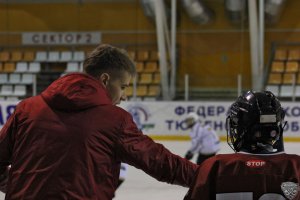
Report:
119,101,231,136
119,101,300,139
1,101,300,139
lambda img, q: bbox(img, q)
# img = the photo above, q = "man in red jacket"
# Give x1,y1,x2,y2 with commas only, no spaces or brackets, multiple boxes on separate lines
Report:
0,44,198,200
184,91,300,200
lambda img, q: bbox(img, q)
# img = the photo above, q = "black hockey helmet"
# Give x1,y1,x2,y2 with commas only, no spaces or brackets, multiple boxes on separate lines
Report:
226,90,286,153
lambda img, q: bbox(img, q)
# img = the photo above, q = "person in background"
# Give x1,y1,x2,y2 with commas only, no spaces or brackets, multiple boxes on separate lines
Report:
184,91,300,200
184,112,220,165
0,44,198,200
117,163,128,188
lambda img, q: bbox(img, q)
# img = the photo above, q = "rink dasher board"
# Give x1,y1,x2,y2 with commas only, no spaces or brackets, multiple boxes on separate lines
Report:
1,100,300,140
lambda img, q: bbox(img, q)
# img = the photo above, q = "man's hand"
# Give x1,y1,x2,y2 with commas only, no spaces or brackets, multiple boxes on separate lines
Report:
185,151,194,160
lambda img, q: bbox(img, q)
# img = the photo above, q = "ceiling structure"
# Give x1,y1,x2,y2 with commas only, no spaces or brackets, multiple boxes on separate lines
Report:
0,0,135,3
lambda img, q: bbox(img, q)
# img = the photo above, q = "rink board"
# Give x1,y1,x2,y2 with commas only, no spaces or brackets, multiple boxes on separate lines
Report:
1,100,300,141
148,135,300,142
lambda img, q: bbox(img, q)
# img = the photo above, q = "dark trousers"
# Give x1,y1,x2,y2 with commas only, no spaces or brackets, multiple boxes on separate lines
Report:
196,153,216,165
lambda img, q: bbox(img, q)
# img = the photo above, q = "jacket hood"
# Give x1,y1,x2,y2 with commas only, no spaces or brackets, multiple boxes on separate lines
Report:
41,73,112,112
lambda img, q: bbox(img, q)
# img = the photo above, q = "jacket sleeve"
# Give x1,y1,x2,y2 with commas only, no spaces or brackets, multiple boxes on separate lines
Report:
0,109,17,192
117,112,198,187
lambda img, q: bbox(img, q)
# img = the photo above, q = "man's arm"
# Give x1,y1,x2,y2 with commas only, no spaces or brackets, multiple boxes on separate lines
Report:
117,113,198,187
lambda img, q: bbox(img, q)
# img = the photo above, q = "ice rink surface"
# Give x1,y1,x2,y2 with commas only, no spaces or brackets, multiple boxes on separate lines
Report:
0,141,299,200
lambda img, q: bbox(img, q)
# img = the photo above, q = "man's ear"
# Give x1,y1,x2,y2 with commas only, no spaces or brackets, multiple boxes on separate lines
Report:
99,73,110,88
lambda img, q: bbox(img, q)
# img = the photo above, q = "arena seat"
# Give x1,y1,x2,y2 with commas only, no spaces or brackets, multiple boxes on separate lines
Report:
14,85,27,96
15,62,28,72
73,51,85,61
274,49,287,61
271,61,285,73
21,74,34,84
282,73,296,84
285,61,299,73
136,85,148,96
23,51,35,61
268,73,282,85
135,62,144,73
296,74,300,84
294,86,300,96
0,51,10,62
48,51,60,62
125,86,133,97
0,85,13,96
28,62,41,73
136,50,149,61
125,48,162,100
144,61,158,73
287,49,300,61
149,51,159,61
5,96,19,101
0,74,8,83
153,73,161,84
139,73,153,84
266,46,300,98
279,85,294,97
60,51,72,61
9,73,21,84
65,62,80,72
79,62,83,72
11,51,23,61
148,85,160,96
35,51,48,61
3,62,16,72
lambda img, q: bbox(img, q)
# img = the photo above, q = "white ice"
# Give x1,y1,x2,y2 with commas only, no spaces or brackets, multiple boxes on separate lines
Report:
0,141,299,200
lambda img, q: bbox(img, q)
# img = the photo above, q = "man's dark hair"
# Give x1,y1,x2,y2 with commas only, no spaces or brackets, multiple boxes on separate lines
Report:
83,44,136,79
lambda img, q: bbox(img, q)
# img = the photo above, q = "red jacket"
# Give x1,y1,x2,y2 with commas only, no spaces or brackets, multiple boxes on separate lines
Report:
0,73,198,200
